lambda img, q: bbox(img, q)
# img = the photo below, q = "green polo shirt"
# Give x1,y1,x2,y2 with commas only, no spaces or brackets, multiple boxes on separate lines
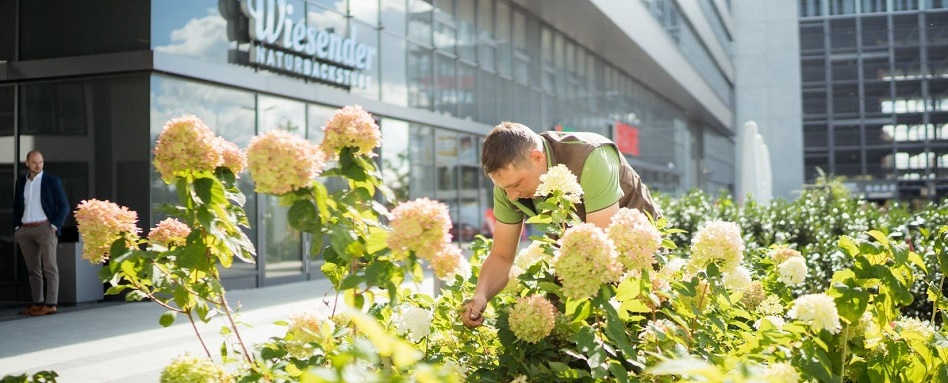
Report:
492,142,623,224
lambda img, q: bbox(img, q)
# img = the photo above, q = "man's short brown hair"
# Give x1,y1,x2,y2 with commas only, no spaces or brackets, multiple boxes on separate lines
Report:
481,122,541,175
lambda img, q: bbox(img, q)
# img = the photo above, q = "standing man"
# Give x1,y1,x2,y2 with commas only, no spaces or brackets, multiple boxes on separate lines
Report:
461,122,660,328
14,150,70,316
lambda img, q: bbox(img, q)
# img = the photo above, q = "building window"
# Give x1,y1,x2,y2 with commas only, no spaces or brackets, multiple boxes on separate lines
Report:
800,0,824,17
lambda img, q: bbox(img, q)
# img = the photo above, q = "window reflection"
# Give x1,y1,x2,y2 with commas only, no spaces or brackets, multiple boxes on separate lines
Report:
408,0,434,45
381,33,409,106
408,43,434,110
409,124,436,199
154,0,229,64
381,119,411,203
258,95,305,279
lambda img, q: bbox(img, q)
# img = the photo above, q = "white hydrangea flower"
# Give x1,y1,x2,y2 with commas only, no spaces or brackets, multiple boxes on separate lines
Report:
505,265,524,292
756,295,784,317
788,293,841,334
510,375,529,383
777,256,808,286
515,241,549,269
763,362,800,383
445,254,472,287
393,305,432,342
535,164,583,203
688,220,745,272
892,317,935,341
659,258,688,277
722,266,752,292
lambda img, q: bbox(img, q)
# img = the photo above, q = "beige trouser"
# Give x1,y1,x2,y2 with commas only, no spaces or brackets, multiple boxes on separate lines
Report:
15,224,59,305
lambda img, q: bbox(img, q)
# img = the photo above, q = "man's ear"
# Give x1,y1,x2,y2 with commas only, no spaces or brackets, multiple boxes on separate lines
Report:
530,148,545,164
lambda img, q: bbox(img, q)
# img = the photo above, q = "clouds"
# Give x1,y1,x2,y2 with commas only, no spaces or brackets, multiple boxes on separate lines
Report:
154,8,230,63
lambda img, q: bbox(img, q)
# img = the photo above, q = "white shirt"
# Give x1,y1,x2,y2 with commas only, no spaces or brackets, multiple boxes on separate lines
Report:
22,171,50,224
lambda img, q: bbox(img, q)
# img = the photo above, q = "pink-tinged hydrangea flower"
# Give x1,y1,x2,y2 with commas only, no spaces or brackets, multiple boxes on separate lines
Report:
386,198,453,259
607,208,662,271
74,199,140,263
427,244,466,281
148,218,191,247
160,353,230,383
722,265,752,292
688,220,745,272
777,256,808,286
508,295,556,343
393,304,432,343
153,115,224,183
763,362,800,383
789,293,841,334
216,137,246,175
246,130,325,195
553,223,623,300
534,164,583,203
770,247,802,264
320,105,381,159
741,280,766,310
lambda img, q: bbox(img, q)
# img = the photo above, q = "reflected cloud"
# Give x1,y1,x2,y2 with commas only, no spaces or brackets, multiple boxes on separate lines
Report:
154,8,230,63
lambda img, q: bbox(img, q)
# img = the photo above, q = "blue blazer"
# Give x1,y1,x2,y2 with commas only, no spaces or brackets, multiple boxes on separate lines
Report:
13,172,70,237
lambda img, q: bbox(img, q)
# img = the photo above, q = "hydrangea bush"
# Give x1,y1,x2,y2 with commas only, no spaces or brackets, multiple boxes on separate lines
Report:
52,106,948,383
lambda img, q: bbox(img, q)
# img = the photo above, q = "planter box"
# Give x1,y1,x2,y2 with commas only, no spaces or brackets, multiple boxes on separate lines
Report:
57,241,104,304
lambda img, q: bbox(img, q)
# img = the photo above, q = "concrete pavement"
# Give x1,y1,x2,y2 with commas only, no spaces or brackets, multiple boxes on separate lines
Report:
0,277,434,382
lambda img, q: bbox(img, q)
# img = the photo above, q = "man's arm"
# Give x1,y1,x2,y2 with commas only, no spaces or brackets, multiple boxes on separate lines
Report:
49,176,70,229
585,202,619,229
462,220,523,328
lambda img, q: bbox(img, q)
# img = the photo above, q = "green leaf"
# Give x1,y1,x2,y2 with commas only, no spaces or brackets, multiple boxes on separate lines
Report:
600,293,636,359
339,274,364,291
649,357,724,380
192,177,227,205
616,277,641,302
525,215,553,224
867,230,890,247
838,236,860,257
159,311,176,327
908,251,928,273
105,285,129,295
288,199,318,232
320,261,346,286
828,269,869,324
365,226,388,255
177,240,209,269
566,298,592,322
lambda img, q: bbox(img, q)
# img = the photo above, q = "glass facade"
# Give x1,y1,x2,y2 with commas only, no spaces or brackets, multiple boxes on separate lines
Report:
1,0,735,294
800,3,948,199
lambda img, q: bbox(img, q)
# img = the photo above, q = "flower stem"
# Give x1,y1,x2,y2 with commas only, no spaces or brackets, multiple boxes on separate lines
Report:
934,276,944,324
839,324,849,383
186,310,213,360
219,294,253,365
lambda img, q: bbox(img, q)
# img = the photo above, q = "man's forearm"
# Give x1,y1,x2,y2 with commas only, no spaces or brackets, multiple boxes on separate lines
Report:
474,253,514,303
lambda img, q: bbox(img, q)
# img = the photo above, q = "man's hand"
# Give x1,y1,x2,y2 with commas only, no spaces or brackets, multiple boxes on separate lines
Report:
461,295,487,328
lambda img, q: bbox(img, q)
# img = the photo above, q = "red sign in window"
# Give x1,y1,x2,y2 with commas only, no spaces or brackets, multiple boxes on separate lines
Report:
614,121,640,156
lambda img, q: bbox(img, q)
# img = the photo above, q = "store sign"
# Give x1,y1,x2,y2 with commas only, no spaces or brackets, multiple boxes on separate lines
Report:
614,121,640,156
233,0,376,89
